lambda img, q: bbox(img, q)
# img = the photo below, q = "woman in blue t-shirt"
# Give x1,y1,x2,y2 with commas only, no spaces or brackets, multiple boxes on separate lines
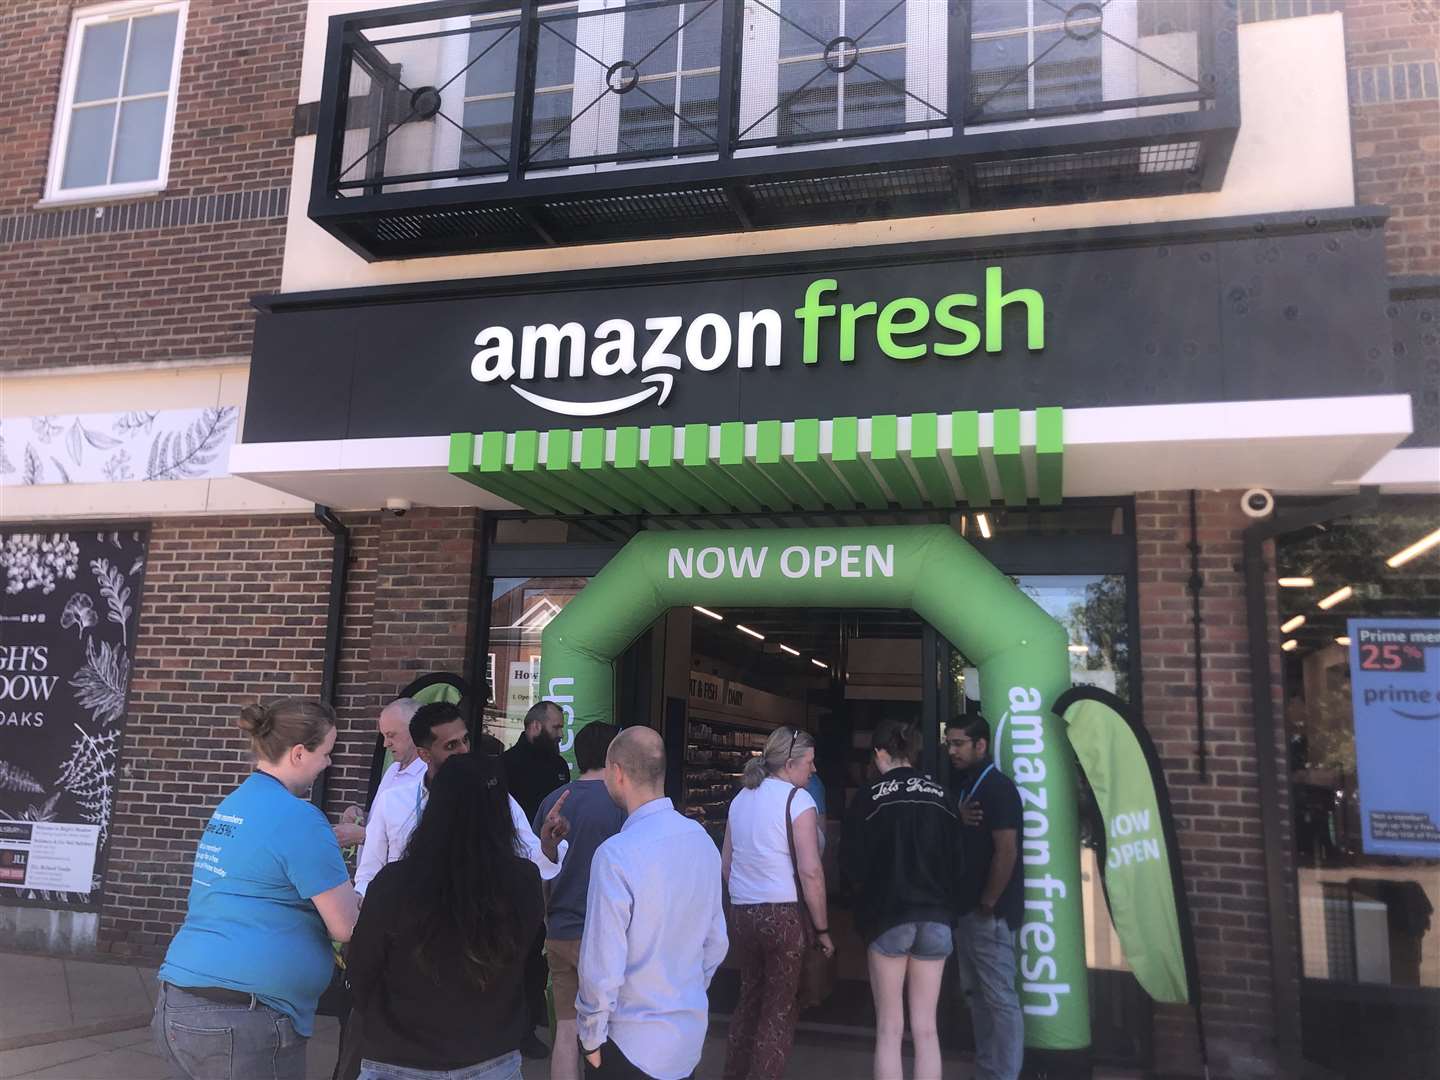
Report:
153,699,359,1080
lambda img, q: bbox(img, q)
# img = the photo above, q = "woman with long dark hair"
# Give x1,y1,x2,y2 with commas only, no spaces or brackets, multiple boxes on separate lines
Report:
346,752,543,1080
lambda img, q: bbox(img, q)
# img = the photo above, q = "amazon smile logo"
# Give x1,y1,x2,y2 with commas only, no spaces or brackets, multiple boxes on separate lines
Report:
468,270,1045,417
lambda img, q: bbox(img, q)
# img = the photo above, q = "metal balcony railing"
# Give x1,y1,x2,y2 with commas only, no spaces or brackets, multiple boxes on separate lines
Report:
310,0,1240,259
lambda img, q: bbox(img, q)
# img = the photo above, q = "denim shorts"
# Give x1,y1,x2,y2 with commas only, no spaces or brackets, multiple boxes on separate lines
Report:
869,920,954,959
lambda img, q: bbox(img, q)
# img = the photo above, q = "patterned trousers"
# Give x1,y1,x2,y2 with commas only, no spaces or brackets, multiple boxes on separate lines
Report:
722,902,806,1080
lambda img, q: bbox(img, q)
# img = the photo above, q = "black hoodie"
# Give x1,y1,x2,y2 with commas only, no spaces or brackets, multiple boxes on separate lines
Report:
840,767,961,943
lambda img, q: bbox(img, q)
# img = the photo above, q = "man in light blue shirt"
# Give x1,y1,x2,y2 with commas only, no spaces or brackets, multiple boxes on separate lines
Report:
577,727,728,1080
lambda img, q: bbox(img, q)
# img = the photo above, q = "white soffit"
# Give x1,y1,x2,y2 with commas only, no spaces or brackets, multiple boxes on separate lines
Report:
228,395,1419,510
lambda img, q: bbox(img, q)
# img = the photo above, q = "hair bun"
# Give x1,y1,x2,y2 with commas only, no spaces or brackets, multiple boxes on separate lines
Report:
238,703,275,738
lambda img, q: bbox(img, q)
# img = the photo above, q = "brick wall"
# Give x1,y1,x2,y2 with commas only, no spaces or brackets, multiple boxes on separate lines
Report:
1345,0,1440,275
0,0,305,371
97,508,483,960
1135,492,1294,1079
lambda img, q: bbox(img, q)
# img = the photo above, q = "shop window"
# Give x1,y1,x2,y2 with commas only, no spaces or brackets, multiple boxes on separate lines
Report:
1278,498,1440,1071
951,572,1134,975
46,1,188,203
485,575,590,748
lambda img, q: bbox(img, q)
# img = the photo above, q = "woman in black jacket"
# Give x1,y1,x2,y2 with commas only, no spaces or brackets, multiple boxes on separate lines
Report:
347,753,542,1080
841,718,960,1080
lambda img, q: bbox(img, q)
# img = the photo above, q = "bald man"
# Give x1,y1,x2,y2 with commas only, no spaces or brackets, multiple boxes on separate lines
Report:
334,698,424,848
576,727,727,1080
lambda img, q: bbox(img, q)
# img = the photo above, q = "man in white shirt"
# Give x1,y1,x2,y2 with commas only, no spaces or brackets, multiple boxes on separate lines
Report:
577,727,727,1080
354,701,570,896
333,697,424,849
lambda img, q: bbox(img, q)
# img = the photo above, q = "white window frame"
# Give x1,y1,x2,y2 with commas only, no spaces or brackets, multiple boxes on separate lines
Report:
963,0,1148,133
43,0,189,205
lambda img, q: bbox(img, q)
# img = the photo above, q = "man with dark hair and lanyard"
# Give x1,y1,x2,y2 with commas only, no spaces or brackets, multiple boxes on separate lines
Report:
947,714,1025,1080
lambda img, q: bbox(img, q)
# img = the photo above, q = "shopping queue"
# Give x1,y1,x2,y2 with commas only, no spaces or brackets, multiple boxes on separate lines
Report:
152,699,1026,1080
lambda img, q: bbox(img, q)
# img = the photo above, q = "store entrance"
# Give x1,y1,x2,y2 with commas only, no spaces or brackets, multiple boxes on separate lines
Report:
677,604,962,1032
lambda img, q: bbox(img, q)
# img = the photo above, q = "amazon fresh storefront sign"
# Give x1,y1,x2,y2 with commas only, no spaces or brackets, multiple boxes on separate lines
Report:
244,221,1392,446
469,269,1044,417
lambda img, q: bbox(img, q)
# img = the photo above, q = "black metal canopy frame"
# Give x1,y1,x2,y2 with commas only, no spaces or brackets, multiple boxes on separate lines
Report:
308,0,1239,259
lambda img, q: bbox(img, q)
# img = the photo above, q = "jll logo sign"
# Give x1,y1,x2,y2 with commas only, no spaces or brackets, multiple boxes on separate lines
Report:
468,268,1045,417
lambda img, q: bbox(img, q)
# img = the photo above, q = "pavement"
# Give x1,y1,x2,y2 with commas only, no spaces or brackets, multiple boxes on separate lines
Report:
0,950,1138,1080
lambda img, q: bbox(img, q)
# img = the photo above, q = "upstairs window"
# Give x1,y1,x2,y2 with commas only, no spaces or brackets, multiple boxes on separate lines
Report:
46,1,188,202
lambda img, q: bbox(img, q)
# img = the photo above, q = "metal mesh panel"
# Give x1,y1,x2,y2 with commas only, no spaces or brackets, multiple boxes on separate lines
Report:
370,205,533,242
748,165,954,209
542,187,732,228
970,140,1201,188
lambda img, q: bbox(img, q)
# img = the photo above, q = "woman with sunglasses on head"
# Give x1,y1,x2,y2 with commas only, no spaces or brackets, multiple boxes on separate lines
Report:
720,726,832,1080
841,718,960,1080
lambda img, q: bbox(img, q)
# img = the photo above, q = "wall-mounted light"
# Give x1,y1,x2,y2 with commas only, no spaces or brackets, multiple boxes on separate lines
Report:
1386,526,1440,569
1067,644,1088,654
693,605,723,620
810,658,829,670
976,513,992,540
1317,586,1352,610
1335,636,1351,646
736,624,765,641
1278,577,1314,588
1281,639,1298,652
1281,615,1306,634
779,644,800,657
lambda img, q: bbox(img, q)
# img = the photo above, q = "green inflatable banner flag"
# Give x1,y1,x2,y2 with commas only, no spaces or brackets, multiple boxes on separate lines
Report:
1056,685,1199,1007
540,525,1092,1051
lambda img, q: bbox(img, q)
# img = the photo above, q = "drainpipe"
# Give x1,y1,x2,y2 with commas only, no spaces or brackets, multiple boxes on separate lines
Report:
1188,490,1207,780
312,504,350,811
1241,487,1377,1069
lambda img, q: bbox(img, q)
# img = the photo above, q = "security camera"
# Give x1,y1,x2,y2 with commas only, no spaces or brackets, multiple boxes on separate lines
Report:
1240,488,1274,519
384,497,412,517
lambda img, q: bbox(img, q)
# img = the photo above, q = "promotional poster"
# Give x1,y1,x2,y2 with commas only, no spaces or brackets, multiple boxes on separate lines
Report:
0,529,146,908
1348,618,1440,859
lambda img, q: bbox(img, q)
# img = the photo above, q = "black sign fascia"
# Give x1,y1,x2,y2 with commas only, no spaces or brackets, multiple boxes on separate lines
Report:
245,208,1401,444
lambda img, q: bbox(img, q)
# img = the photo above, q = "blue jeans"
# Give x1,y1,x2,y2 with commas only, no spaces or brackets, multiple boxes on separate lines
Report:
953,913,1024,1080
151,983,306,1080
358,1051,522,1080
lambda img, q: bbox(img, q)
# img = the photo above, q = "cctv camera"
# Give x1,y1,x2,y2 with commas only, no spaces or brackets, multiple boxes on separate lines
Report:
1240,488,1274,519
385,497,412,517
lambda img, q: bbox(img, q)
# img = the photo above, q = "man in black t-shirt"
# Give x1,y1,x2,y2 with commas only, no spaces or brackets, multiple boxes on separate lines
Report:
503,699,574,1059
947,715,1024,1080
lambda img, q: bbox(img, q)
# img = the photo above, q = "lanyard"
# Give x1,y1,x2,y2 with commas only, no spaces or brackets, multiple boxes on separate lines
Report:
962,763,995,805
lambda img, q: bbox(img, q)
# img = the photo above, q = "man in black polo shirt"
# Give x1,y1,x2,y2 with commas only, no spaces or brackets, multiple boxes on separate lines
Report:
947,715,1024,1080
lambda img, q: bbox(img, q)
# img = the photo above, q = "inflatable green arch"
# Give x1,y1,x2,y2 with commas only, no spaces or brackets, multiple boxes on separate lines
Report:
539,524,1089,1050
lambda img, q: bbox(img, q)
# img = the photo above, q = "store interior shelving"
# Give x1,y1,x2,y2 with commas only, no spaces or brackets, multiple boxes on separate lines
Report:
681,713,774,846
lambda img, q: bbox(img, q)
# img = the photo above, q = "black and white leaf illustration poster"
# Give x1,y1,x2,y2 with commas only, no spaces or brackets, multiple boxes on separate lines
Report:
0,528,146,910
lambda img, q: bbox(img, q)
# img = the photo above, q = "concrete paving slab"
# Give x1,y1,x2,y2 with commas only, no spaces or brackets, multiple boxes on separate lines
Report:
73,1030,152,1052
62,963,150,1024
0,1038,114,1080
22,1047,166,1080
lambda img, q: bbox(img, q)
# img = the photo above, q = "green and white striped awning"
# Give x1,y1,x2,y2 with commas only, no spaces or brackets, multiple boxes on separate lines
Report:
448,409,1063,516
